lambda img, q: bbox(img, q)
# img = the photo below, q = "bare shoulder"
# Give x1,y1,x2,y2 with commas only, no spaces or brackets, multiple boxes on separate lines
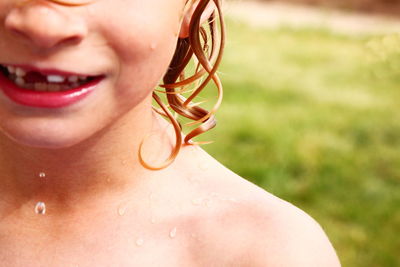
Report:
178,147,341,266
215,189,342,267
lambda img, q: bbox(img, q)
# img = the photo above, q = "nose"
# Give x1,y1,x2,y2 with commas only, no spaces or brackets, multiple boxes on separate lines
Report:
4,1,87,50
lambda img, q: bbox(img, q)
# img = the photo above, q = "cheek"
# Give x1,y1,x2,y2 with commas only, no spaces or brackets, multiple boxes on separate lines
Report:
92,1,182,64
114,29,179,105
116,28,178,86
92,6,181,101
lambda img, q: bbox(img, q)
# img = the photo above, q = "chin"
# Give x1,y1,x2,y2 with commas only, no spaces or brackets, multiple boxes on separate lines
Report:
3,132,85,150
0,121,90,149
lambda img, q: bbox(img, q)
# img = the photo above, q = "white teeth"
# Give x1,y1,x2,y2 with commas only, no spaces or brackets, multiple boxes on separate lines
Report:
1,64,91,91
15,77,25,86
68,75,78,83
47,75,65,83
15,67,26,77
7,66,15,74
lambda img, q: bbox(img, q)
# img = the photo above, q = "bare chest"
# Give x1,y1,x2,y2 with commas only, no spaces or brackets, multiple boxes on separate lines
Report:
0,213,200,267
0,231,197,267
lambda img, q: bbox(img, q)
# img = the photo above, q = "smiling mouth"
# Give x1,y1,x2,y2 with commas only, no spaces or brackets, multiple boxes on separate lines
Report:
0,64,101,92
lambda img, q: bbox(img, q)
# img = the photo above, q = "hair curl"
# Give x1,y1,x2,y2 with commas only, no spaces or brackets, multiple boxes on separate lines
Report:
141,0,225,170
42,0,226,170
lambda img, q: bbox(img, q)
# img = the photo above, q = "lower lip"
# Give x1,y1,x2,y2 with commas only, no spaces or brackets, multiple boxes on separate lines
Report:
0,72,104,108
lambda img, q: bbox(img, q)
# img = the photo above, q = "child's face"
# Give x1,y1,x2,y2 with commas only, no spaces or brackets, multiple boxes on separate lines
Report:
0,0,186,148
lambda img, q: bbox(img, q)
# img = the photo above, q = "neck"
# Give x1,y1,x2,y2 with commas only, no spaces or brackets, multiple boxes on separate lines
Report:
0,104,172,216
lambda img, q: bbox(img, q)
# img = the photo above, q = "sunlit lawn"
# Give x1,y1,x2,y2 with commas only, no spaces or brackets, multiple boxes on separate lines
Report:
200,19,400,267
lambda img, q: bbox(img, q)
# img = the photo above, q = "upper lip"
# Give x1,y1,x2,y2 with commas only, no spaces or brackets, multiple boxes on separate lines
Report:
0,63,102,77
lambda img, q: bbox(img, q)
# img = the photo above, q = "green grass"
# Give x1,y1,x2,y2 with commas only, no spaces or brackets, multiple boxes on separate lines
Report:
198,20,400,266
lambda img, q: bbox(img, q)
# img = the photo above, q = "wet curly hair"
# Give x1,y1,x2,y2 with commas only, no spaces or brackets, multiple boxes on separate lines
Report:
44,0,226,170
146,0,225,169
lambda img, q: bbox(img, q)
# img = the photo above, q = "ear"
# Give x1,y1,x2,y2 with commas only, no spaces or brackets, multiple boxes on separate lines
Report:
179,0,216,38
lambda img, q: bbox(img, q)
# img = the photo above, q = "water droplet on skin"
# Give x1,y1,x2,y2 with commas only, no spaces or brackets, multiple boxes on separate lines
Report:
210,192,219,198
35,202,46,215
191,233,201,241
106,178,111,183
169,227,177,239
121,159,128,165
150,43,157,50
149,193,155,201
204,198,212,207
118,205,127,216
151,217,156,224
229,198,239,203
192,198,202,206
199,162,209,170
188,176,201,183
38,172,46,178
136,238,144,247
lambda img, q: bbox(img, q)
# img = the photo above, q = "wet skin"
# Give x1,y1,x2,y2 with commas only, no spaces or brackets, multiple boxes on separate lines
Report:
0,0,341,266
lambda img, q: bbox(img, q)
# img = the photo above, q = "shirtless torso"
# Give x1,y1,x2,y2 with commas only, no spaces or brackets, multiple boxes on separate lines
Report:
0,0,341,265
0,144,340,267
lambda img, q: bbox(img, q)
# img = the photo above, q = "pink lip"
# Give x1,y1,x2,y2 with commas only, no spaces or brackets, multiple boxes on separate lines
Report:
0,71,104,108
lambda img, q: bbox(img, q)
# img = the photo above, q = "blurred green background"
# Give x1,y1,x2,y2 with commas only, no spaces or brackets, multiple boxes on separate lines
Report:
198,1,400,266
